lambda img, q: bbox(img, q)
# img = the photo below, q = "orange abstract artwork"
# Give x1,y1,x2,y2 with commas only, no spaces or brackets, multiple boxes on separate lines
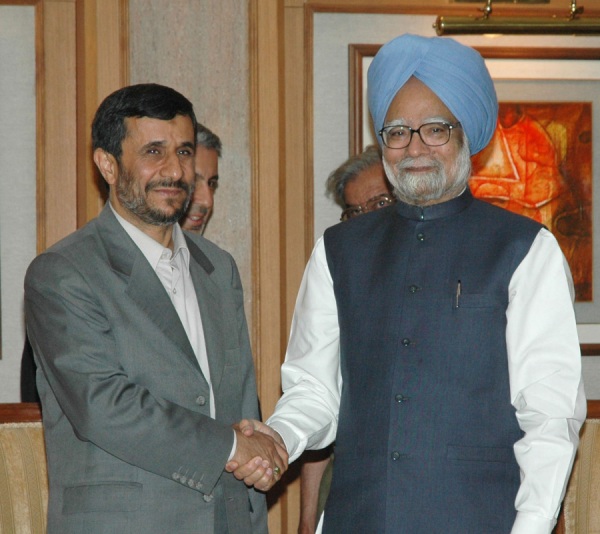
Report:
470,103,593,301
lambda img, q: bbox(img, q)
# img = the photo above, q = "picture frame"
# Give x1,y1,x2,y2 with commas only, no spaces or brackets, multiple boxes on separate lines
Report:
582,344,600,356
349,45,600,324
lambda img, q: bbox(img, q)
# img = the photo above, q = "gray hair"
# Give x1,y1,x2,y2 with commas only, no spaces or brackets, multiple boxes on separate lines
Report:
325,145,383,208
196,123,222,157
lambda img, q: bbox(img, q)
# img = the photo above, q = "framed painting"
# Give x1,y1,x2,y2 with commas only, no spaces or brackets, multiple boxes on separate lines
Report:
349,45,600,324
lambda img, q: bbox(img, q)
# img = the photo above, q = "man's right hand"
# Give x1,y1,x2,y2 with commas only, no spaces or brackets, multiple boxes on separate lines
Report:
226,422,288,491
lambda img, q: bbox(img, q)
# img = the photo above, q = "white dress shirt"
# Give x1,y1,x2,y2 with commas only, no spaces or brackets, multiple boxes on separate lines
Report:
267,227,586,534
110,204,215,417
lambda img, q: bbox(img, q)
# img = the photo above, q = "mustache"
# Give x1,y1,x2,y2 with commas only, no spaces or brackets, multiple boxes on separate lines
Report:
396,157,442,171
145,178,192,194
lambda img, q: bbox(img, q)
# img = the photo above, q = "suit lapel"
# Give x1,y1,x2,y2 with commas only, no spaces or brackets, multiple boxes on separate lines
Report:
96,206,199,369
185,237,227,394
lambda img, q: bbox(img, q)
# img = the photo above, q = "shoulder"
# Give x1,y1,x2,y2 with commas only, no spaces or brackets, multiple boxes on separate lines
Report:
471,198,542,228
470,199,544,243
184,232,236,262
27,219,101,278
183,232,240,280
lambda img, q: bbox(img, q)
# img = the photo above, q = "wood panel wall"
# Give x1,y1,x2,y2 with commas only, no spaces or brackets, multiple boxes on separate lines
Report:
3,0,128,253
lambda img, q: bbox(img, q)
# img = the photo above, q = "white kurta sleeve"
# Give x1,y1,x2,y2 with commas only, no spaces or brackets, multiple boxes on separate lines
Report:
266,237,342,462
506,228,586,534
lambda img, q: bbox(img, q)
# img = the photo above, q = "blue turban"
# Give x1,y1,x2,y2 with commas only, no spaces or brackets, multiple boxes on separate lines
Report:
367,34,498,155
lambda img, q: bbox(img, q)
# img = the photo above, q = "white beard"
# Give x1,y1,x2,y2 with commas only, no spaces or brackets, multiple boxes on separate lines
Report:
383,143,472,206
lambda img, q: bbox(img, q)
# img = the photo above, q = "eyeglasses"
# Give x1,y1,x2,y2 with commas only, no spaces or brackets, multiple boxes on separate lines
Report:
341,193,396,221
378,121,461,150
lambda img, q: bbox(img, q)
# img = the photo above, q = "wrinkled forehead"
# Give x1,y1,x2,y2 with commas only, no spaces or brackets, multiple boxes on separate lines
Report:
383,77,457,126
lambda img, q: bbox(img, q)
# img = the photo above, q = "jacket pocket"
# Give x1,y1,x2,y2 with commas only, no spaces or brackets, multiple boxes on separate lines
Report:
63,482,142,514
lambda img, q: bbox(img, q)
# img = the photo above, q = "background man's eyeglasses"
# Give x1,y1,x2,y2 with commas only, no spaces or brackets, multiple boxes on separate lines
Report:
378,121,461,150
341,194,396,221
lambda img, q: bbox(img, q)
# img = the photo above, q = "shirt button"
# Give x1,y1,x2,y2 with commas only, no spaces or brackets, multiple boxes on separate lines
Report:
173,288,177,294
417,232,425,241
196,395,206,406
402,338,411,347
391,451,401,461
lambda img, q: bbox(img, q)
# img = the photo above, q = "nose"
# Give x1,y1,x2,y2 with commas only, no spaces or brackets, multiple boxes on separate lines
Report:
406,129,430,157
161,152,184,180
191,179,214,210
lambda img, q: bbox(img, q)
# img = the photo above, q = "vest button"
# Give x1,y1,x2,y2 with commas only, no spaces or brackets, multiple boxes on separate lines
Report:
417,232,425,241
196,395,207,406
409,285,420,293
395,394,408,403
391,451,401,461
402,338,411,346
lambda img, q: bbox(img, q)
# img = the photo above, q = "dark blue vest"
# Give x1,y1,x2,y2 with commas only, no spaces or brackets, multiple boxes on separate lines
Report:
322,189,542,534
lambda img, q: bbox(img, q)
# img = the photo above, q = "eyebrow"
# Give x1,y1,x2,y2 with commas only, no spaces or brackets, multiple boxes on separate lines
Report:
140,140,196,151
181,141,195,151
141,140,166,150
383,116,449,127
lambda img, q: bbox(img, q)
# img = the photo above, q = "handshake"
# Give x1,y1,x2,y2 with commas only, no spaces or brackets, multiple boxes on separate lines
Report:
226,419,289,492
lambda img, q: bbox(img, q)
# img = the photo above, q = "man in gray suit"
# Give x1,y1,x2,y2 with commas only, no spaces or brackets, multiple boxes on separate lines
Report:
24,83,286,533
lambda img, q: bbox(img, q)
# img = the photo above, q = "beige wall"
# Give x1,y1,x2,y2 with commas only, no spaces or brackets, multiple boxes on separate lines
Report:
129,0,253,325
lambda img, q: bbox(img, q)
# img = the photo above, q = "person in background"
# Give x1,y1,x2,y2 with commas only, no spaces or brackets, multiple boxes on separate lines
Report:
298,144,395,534
180,124,222,234
24,83,286,533
231,34,586,534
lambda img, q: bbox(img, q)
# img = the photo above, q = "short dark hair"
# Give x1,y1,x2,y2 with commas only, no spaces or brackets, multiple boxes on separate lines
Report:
92,83,198,161
325,145,383,208
197,123,222,157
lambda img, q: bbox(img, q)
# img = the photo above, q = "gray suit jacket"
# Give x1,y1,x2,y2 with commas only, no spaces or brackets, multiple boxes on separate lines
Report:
24,205,267,534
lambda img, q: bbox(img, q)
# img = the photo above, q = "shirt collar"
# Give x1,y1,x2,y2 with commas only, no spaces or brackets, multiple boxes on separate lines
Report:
394,187,473,222
109,202,190,272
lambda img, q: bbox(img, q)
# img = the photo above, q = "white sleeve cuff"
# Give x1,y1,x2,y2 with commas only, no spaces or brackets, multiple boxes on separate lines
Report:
511,511,556,534
227,429,237,462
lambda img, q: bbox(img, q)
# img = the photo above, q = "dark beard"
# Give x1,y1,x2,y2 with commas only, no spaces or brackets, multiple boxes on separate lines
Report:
117,169,192,227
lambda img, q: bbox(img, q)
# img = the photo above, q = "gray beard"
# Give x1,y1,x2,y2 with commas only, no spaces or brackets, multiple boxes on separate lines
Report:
117,170,192,227
383,143,472,206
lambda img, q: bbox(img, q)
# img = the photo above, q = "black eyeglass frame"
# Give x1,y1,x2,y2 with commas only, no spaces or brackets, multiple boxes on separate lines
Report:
378,121,461,150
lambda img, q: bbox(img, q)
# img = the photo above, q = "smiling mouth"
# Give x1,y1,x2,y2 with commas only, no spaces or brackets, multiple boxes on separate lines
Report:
405,166,432,172
152,187,187,196
187,214,206,224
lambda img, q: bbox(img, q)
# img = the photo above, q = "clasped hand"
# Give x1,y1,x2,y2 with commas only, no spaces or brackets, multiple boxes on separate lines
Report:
226,419,288,492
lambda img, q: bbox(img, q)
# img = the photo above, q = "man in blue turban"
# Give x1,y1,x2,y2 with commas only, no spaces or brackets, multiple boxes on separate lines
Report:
231,34,585,534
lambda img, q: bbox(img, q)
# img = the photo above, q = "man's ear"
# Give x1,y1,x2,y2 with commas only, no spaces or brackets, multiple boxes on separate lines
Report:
93,148,118,186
